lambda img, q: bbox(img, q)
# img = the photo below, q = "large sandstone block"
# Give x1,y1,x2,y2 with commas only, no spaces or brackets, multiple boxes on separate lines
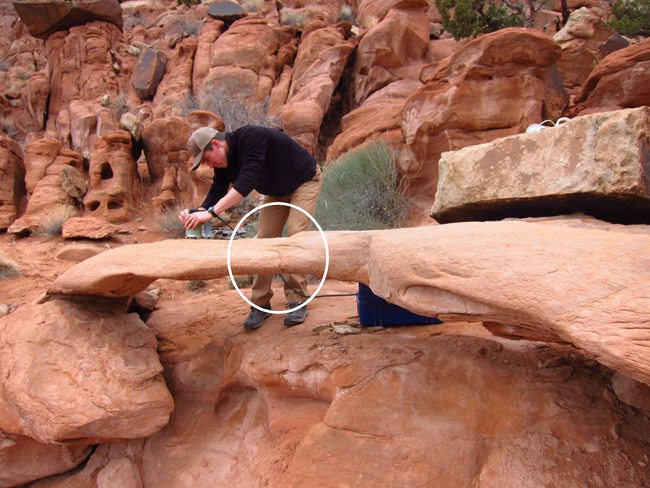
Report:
432,107,650,224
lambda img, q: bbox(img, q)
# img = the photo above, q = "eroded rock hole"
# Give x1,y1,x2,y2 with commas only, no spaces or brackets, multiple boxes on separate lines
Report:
88,201,101,211
100,163,113,180
107,200,124,211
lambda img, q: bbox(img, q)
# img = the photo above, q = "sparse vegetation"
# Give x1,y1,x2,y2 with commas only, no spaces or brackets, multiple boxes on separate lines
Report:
315,142,411,231
0,59,9,71
0,253,20,280
339,4,356,24
435,0,526,39
111,93,130,120
227,274,254,289
183,84,281,132
187,279,208,291
280,8,307,27
1,115,19,139
363,15,379,29
177,16,201,37
152,201,189,239
34,204,79,237
241,0,264,13
609,0,650,36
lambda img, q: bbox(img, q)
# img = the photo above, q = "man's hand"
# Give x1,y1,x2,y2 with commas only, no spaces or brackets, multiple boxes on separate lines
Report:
179,208,211,229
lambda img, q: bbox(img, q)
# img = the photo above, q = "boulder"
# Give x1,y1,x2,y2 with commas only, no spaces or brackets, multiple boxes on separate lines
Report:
351,0,429,106
431,107,650,224
0,296,173,442
132,48,167,101
62,216,119,239
45,21,134,147
574,37,650,115
12,0,123,40
553,7,621,89
0,435,92,487
206,1,246,23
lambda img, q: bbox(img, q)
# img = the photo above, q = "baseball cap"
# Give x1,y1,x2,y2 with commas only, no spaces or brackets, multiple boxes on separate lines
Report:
188,127,220,170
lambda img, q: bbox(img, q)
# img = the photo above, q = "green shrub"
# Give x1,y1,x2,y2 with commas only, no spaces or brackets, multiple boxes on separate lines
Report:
0,254,20,280
609,0,650,36
435,0,525,39
315,142,410,231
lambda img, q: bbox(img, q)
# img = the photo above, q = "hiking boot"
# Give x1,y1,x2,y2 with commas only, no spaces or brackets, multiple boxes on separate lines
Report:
243,306,271,330
284,302,308,327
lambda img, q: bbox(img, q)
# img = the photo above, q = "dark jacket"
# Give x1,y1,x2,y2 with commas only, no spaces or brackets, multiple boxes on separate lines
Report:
200,126,317,209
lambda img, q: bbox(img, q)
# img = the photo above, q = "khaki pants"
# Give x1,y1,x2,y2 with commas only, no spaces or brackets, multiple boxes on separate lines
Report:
250,166,322,306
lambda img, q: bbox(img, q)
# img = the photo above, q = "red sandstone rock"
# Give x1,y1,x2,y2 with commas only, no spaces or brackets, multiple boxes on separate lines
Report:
8,138,85,235
83,130,138,223
553,7,622,89
0,135,25,230
132,48,168,100
574,37,650,115
399,27,562,211
12,0,123,40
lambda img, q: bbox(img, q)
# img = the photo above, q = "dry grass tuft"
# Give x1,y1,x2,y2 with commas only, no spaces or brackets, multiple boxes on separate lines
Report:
0,254,20,280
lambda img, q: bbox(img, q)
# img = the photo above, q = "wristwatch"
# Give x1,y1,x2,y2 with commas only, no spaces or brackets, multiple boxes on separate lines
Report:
207,206,218,218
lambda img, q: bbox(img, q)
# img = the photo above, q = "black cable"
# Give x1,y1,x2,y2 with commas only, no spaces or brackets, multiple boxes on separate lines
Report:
213,213,356,298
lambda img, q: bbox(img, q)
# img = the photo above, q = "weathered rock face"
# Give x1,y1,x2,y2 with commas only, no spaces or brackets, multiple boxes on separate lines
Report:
7,138,85,235
327,78,422,161
151,37,196,118
553,7,621,89
45,21,134,152
276,21,355,154
140,116,192,208
350,0,429,106
83,130,138,223
200,16,282,123
0,296,173,443
574,36,650,115
0,435,92,487
0,135,25,230
12,0,123,40
399,28,562,211
432,107,650,224
34,292,647,487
